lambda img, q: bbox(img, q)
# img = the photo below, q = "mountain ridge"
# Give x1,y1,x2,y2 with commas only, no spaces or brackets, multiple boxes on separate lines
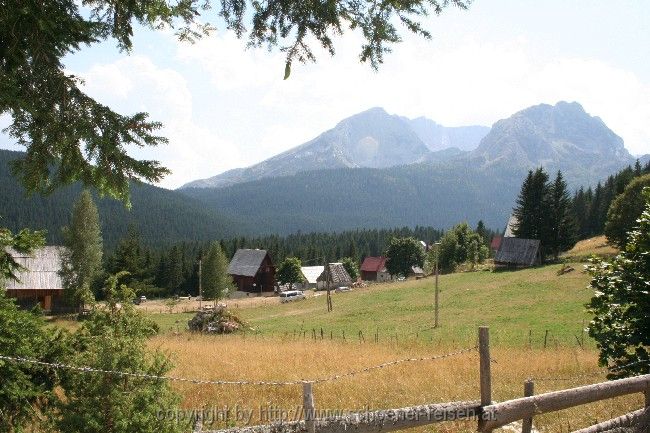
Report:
181,101,634,190
180,107,489,189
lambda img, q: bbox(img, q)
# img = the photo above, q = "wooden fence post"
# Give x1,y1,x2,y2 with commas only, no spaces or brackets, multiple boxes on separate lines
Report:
544,330,549,349
478,326,492,432
522,379,534,433
303,382,316,433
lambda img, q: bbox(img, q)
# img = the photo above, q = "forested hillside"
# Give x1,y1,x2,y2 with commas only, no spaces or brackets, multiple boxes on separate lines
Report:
183,161,527,234
0,150,243,249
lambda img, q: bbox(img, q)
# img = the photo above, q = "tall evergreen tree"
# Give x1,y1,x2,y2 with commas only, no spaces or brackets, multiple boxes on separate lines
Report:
512,168,551,260
548,171,577,259
61,190,103,309
165,246,184,294
201,242,232,302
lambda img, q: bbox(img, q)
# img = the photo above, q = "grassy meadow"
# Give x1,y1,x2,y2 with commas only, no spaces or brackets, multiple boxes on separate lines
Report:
142,254,643,432
151,261,595,348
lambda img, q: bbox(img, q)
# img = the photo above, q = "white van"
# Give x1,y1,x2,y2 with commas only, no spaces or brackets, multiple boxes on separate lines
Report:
279,290,306,303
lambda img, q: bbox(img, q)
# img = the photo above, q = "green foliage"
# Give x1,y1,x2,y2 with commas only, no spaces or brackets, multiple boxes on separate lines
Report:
61,190,104,308
572,160,650,240
1,1,467,201
0,291,66,432
586,188,650,379
385,237,425,277
276,257,304,290
202,242,232,301
513,168,552,242
341,257,360,281
435,222,488,273
0,226,45,284
548,171,577,259
54,273,184,432
604,174,650,248
513,168,577,261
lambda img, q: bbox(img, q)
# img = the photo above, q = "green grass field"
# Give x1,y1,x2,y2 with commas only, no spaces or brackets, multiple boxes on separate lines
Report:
151,261,596,348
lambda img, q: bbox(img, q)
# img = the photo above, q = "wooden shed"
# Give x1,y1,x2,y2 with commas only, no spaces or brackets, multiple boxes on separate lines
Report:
317,263,352,289
360,256,391,282
227,249,276,293
494,238,541,268
4,246,67,313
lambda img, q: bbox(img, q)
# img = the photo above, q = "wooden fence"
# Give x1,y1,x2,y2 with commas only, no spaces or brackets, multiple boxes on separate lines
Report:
195,327,650,433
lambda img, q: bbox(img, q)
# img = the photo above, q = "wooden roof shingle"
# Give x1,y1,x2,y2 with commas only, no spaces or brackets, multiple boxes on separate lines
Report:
227,249,269,277
4,246,65,291
494,238,541,266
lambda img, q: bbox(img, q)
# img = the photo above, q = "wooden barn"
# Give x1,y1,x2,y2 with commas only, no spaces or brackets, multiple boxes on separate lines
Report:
360,256,391,282
494,238,541,268
317,263,352,289
4,246,67,312
227,249,276,293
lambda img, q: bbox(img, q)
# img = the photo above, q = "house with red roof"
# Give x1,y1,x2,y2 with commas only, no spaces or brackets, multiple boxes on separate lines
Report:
490,236,503,255
360,256,392,282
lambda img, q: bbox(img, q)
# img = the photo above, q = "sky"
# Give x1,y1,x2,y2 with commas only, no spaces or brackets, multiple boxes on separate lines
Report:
2,1,650,189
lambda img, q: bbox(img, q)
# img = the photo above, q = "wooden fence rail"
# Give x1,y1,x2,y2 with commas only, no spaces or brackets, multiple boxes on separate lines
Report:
480,374,650,431
202,401,481,433
570,407,649,433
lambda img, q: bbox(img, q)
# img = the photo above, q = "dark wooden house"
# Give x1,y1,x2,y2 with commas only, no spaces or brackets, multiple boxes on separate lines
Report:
494,238,541,268
4,246,67,312
227,249,276,293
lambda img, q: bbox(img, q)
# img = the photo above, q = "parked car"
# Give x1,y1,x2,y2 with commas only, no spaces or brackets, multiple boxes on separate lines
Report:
279,290,306,303
335,286,351,293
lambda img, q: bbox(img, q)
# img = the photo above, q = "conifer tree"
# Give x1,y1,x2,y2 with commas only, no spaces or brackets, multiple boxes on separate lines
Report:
513,168,551,260
61,190,103,309
548,171,577,259
202,242,232,302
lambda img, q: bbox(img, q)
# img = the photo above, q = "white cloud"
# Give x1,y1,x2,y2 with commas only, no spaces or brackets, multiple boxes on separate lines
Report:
74,55,245,188
176,30,650,158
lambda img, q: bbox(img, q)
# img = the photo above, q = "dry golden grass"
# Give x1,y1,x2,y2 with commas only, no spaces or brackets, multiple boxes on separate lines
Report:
150,334,643,433
562,235,618,260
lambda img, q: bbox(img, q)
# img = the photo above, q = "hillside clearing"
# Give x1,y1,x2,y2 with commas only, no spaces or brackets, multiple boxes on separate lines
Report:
226,262,593,348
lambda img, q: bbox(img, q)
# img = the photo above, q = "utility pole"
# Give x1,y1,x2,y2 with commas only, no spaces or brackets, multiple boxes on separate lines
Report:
434,242,440,328
198,259,202,311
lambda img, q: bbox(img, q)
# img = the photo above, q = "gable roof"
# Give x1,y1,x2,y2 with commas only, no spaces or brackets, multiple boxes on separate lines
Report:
227,249,270,277
504,215,518,237
317,263,352,285
494,238,541,266
360,256,386,273
4,246,65,291
301,266,324,284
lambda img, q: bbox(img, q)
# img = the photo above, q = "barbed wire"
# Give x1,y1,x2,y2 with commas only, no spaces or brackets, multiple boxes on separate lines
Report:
530,359,650,382
309,346,477,384
0,346,476,387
